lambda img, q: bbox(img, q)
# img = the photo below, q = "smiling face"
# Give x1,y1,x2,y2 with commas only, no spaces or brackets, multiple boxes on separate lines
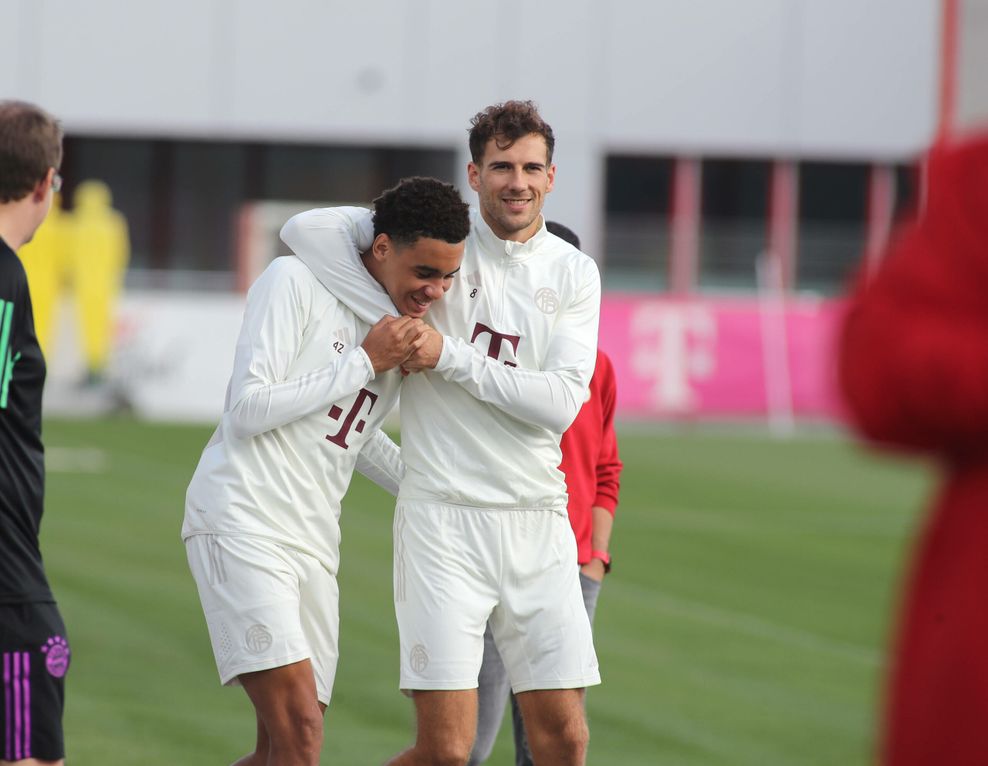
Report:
370,234,464,318
468,132,556,243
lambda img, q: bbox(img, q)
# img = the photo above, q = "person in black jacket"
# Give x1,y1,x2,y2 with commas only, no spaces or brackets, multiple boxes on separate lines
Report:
0,99,68,766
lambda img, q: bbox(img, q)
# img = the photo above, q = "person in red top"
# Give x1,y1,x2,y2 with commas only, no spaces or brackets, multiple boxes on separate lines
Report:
469,222,622,766
559,347,621,577
838,132,988,766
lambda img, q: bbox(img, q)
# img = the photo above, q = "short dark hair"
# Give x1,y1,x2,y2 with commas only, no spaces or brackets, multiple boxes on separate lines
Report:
373,176,470,247
0,101,63,203
468,100,555,166
546,221,580,250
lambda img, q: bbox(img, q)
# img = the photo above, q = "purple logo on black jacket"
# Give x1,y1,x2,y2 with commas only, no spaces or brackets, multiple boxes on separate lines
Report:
41,635,70,678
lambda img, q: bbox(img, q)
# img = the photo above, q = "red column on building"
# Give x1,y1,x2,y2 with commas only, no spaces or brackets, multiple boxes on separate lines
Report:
767,160,799,292
937,0,959,145
668,157,701,295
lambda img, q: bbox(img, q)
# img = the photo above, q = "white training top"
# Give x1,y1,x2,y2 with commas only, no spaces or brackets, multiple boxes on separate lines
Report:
280,207,601,512
182,256,403,574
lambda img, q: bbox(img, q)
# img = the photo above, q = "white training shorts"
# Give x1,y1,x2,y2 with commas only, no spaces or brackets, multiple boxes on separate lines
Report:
185,534,340,706
393,500,600,693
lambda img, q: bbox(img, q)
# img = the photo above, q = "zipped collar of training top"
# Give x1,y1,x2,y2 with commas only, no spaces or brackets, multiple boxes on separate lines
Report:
472,209,550,263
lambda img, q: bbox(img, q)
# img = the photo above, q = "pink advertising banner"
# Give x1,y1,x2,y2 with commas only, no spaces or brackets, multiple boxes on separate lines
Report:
599,294,847,420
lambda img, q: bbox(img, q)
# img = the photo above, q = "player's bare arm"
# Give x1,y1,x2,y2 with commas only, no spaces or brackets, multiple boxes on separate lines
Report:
581,505,615,582
361,315,429,374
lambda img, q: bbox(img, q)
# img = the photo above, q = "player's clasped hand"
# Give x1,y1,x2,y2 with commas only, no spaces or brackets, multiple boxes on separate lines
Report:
361,315,430,374
401,326,443,374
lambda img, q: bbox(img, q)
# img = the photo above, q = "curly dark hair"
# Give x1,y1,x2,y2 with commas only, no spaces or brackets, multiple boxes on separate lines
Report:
373,176,470,247
468,100,555,165
0,101,63,203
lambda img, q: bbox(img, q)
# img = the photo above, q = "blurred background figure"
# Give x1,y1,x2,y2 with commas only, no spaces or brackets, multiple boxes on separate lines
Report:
69,180,129,386
17,193,69,357
17,179,129,388
838,132,988,766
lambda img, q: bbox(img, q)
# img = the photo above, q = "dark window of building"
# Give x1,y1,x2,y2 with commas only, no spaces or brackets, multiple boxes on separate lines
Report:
603,155,673,290
61,138,157,271
893,162,921,225
699,158,770,291
171,142,248,273
797,161,869,293
61,136,456,289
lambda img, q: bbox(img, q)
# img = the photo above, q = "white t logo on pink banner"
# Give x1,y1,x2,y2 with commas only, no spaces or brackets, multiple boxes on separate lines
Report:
601,294,844,421
631,303,717,414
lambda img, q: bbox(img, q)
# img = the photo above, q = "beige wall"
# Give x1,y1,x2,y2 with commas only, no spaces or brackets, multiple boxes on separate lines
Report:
2,0,942,258
959,0,988,131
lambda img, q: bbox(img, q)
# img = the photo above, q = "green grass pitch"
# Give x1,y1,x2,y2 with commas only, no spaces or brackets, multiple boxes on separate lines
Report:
40,417,932,765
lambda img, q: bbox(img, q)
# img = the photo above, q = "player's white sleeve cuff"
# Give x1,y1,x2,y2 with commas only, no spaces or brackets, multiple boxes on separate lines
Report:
356,430,404,496
352,344,376,380
434,335,461,377
427,334,583,433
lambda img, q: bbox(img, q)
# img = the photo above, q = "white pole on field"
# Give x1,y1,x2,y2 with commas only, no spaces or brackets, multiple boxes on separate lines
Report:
757,251,795,438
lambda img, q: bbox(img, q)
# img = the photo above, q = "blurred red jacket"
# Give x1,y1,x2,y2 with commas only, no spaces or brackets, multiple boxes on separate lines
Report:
839,133,988,766
560,349,622,565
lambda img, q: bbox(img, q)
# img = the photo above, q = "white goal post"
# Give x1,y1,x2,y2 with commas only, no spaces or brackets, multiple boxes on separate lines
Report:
234,200,370,292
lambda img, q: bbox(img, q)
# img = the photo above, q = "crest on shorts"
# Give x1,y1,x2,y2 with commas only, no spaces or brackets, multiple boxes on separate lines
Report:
245,624,273,654
534,287,559,314
41,635,70,678
409,643,429,673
